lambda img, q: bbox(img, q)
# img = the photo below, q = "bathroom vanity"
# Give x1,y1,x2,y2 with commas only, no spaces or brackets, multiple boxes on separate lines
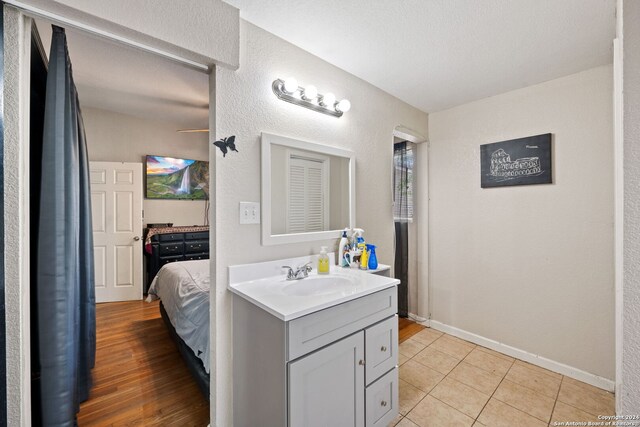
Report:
229,255,400,427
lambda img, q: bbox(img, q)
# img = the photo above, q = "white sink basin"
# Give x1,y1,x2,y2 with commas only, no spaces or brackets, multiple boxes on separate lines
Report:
281,275,356,297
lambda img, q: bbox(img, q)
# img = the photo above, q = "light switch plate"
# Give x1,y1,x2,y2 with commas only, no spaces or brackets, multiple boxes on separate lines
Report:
239,202,260,224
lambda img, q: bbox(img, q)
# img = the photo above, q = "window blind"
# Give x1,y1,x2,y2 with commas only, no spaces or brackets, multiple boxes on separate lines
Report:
287,157,327,233
393,143,414,221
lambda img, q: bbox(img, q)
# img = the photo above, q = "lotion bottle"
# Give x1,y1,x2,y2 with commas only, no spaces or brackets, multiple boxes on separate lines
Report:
318,246,330,274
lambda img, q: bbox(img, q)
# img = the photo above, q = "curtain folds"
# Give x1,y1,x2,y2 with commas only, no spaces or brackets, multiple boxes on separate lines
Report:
36,26,95,426
394,142,411,317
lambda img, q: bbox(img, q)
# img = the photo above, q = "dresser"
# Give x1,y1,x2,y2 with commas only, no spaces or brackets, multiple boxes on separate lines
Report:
144,227,210,293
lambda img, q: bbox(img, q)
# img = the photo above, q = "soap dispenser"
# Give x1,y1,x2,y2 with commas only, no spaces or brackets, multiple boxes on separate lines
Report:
318,246,330,274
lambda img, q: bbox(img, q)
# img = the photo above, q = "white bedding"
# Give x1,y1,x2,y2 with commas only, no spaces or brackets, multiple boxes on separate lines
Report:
147,260,210,373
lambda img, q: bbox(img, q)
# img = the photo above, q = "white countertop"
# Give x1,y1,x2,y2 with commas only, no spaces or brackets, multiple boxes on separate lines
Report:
228,255,399,321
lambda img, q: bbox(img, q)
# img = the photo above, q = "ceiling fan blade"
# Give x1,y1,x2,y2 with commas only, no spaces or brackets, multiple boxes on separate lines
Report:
176,128,210,133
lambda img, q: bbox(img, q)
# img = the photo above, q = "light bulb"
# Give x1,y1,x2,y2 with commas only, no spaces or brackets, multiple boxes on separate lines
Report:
337,99,351,113
283,77,298,94
302,85,318,101
322,92,336,108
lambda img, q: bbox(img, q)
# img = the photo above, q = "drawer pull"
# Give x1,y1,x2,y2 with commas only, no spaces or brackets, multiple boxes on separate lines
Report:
359,359,366,366
381,346,387,352
380,400,387,407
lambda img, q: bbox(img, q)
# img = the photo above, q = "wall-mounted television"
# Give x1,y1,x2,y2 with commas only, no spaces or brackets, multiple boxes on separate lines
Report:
145,155,209,200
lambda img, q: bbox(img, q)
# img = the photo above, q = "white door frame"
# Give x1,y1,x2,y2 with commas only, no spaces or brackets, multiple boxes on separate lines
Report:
2,6,218,426
392,126,428,324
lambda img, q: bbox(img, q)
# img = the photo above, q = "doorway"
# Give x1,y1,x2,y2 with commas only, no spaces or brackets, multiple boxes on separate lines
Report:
392,127,428,323
28,18,212,425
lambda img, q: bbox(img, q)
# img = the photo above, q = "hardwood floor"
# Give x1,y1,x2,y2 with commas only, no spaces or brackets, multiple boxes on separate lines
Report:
398,316,425,343
78,300,209,426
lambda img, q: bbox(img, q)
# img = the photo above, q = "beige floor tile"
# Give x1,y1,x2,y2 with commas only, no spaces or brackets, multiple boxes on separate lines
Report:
475,346,515,363
448,362,503,395
441,334,476,348
400,360,445,393
389,413,405,426
493,379,555,422
504,362,561,398
399,379,427,415
513,359,562,379
563,376,615,401
430,377,491,418
463,347,513,377
395,417,420,427
557,377,615,416
411,328,443,346
398,352,410,366
400,338,427,358
477,398,548,427
430,336,475,359
413,346,461,375
471,423,486,427
406,395,474,427
550,401,603,424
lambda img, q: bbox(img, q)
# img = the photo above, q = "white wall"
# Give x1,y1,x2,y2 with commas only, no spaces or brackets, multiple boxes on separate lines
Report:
82,107,209,227
426,65,614,380
20,0,240,69
621,0,640,413
214,20,428,424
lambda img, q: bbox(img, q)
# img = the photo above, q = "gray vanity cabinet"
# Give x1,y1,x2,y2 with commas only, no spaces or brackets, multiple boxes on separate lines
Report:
289,332,365,427
233,286,399,427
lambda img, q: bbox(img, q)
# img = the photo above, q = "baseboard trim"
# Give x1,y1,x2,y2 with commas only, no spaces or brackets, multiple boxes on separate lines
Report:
423,319,615,392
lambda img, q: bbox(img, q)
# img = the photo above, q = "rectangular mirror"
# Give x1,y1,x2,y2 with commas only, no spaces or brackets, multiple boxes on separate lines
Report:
261,133,355,245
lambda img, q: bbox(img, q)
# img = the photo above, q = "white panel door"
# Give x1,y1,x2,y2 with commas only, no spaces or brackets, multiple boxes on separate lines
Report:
90,161,143,303
289,331,365,427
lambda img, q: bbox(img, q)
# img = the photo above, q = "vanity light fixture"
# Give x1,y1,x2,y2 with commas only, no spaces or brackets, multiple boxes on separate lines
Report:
272,78,350,118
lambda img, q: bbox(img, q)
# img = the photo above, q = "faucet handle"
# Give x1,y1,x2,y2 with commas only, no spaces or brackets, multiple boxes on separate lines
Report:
300,262,313,273
282,265,295,280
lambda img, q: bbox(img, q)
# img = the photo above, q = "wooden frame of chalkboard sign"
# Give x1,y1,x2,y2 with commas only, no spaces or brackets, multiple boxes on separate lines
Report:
480,133,552,188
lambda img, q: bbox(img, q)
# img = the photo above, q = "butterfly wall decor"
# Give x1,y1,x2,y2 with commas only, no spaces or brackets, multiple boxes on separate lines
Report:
214,135,238,157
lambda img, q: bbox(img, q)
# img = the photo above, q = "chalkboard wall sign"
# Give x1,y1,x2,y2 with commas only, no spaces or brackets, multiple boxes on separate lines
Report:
480,133,552,188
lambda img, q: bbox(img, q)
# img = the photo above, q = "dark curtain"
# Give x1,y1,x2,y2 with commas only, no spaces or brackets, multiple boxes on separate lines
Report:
394,142,411,317
36,26,95,426
30,27,48,427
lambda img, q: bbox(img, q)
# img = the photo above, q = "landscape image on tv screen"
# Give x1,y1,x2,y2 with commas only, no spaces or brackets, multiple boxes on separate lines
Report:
146,155,209,200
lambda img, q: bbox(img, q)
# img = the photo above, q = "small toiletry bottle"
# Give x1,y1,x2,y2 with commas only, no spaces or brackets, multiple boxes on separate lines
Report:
360,244,369,270
338,228,350,267
367,244,378,270
318,246,330,274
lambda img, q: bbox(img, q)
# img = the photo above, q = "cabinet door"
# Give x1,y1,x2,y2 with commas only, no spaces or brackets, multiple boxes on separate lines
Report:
289,332,365,427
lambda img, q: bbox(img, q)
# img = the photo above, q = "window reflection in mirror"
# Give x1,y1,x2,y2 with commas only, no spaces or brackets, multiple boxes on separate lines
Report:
270,144,350,235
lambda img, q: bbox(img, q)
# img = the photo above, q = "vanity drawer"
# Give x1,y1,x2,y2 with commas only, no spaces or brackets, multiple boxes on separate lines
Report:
159,242,184,256
158,233,185,242
365,315,398,385
288,287,397,361
366,367,398,427
185,240,209,254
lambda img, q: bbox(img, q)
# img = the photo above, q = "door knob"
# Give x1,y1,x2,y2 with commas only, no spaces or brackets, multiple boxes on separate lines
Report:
133,236,141,241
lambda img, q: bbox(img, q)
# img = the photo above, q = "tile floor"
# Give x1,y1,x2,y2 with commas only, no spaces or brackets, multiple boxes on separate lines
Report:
392,327,615,427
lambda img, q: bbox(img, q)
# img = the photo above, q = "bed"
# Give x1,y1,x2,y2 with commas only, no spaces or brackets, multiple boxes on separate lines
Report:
146,259,210,398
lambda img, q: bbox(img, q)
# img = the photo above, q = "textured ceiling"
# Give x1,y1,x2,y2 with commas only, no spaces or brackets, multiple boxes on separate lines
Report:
225,0,616,113
35,19,209,128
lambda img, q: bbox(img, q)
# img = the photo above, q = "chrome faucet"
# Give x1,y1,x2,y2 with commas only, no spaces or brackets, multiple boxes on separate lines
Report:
282,262,313,280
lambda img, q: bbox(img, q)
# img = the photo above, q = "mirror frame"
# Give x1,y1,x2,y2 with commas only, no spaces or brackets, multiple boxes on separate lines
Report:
261,132,356,246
